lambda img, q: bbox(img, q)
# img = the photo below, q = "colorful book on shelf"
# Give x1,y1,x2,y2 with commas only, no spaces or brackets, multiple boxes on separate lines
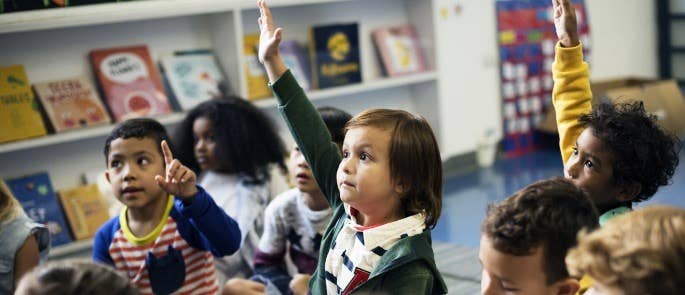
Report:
309,23,361,89
279,40,311,91
57,184,110,240
5,172,72,247
90,45,172,122
33,76,111,133
243,34,271,100
0,65,48,143
159,50,227,111
372,25,427,77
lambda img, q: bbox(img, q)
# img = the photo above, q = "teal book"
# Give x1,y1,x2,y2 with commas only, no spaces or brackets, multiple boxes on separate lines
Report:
159,50,227,111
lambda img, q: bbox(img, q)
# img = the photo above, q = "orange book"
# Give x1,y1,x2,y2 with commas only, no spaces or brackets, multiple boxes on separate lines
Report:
34,76,111,132
57,184,110,240
90,45,172,122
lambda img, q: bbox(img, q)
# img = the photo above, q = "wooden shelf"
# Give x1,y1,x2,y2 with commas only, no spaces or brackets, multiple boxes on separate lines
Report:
0,0,356,34
0,71,437,155
49,238,94,258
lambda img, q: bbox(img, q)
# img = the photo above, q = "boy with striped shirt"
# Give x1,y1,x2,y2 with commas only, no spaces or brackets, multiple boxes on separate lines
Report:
93,118,241,295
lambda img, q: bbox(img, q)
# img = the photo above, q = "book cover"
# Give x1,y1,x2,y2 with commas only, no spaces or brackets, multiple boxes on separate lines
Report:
310,23,361,89
243,34,271,100
0,65,47,143
372,25,427,77
33,76,111,132
279,40,311,91
5,172,72,247
90,45,172,122
160,50,226,111
57,184,110,240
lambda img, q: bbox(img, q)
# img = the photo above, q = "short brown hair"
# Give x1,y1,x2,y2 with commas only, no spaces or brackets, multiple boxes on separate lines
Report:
346,109,442,228
566,206,685,294
15,260,140,295
481,178,599,284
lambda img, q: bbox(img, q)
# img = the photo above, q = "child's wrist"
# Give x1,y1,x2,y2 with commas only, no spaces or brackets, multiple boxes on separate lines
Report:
559,34,580,48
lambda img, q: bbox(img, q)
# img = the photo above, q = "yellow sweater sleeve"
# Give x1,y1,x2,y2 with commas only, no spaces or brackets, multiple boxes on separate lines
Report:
552,42,592,164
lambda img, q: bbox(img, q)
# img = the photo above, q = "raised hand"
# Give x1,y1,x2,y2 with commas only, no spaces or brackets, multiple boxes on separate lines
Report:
257,0,288,82
552,0,580,47
155,140,198,199
257,0,282,64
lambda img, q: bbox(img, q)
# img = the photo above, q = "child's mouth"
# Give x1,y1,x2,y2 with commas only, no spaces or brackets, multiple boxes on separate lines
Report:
121,187,144,198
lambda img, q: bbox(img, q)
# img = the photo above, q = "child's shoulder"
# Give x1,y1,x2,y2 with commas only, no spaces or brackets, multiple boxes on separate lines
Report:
265,188,300,212
95,215,122,238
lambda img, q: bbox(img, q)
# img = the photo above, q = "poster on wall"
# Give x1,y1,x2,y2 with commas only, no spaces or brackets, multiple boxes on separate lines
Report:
496,0,590,157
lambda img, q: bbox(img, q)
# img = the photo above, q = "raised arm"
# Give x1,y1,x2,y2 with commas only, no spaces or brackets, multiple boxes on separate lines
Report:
552,0,592,163
257,0,342,207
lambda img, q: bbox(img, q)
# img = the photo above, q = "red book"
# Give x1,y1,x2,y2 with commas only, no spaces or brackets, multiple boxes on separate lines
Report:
90,45,171,122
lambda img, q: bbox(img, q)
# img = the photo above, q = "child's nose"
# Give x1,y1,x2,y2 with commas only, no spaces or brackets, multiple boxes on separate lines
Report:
565,159,580,179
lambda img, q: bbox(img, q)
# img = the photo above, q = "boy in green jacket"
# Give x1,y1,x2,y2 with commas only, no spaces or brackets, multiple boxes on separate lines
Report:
256,1,447,294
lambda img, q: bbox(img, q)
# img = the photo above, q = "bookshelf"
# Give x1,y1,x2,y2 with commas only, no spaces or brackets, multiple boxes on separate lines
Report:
1,0,501,254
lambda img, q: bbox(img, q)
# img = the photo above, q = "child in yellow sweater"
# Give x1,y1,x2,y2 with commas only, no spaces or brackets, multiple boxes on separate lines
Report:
552,0,679,222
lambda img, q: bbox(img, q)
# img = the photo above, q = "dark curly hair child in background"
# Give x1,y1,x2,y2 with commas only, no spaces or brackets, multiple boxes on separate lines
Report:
173,97,288,283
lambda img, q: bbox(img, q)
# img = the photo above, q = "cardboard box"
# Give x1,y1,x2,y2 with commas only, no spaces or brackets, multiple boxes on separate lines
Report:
537,78,685,140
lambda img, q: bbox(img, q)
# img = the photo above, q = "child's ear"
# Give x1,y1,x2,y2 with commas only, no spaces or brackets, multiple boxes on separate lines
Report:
616,182,641,202
554,277,580,295
105,171,111,184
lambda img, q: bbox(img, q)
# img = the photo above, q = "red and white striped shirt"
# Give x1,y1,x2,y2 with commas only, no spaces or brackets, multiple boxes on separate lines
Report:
108,216,219,295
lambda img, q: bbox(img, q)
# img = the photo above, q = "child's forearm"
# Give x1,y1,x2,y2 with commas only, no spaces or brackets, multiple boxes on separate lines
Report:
264,56,288,84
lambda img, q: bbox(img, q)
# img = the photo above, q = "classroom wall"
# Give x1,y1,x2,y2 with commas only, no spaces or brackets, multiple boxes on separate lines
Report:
436,0,658,157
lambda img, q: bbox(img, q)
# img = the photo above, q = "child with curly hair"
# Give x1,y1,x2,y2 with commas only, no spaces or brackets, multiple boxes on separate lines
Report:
173,97,288,282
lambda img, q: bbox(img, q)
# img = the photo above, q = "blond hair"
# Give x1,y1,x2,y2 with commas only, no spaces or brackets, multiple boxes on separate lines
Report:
0,179,23,223
566,206,685,294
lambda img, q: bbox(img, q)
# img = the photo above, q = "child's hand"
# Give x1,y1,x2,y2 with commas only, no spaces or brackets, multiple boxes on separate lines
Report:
155,140,198,199
257,0,282,64
289,274,310,295
552,0,580,47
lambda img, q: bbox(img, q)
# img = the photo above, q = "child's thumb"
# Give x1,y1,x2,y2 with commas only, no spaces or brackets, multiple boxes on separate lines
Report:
274,28,283,41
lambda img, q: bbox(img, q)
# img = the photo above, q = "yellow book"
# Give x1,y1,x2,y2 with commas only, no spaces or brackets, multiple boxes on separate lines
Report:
57,184,110,240
0,65,47,143
243,34,271,100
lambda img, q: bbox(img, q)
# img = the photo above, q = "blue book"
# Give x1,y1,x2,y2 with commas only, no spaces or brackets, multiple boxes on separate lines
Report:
309,23,361,89
5,172,73,247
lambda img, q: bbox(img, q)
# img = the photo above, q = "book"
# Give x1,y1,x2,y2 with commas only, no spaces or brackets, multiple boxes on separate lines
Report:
243,34,271,100
5,172,72,247
279,40,311,91
90,45,172,122
33,76,111,132
372,25,427,77
309,23,361,89
160,50,226,111
57,184,110,240
0,65,48,143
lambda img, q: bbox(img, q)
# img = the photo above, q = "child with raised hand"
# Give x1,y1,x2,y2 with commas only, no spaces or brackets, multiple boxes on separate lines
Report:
173,98,288,282
480,178,599,295
93,118,241,295
0,180,50,294
566,206,685,295
552,0,679,222
256,1,447,293
15,260,140,295
223,106,352,295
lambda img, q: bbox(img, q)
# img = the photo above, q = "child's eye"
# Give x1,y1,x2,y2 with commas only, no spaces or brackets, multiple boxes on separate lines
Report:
110,160,121,168
207,134,216,142
138,157,150,165
572,146,579,155
294,146,300,152
342,151,350,158
584,160,594,168
360,152,369,160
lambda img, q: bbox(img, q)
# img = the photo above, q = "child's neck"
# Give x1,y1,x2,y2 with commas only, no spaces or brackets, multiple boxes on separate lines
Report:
126,192,169,237
302,191,329,211
353,202,405,227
